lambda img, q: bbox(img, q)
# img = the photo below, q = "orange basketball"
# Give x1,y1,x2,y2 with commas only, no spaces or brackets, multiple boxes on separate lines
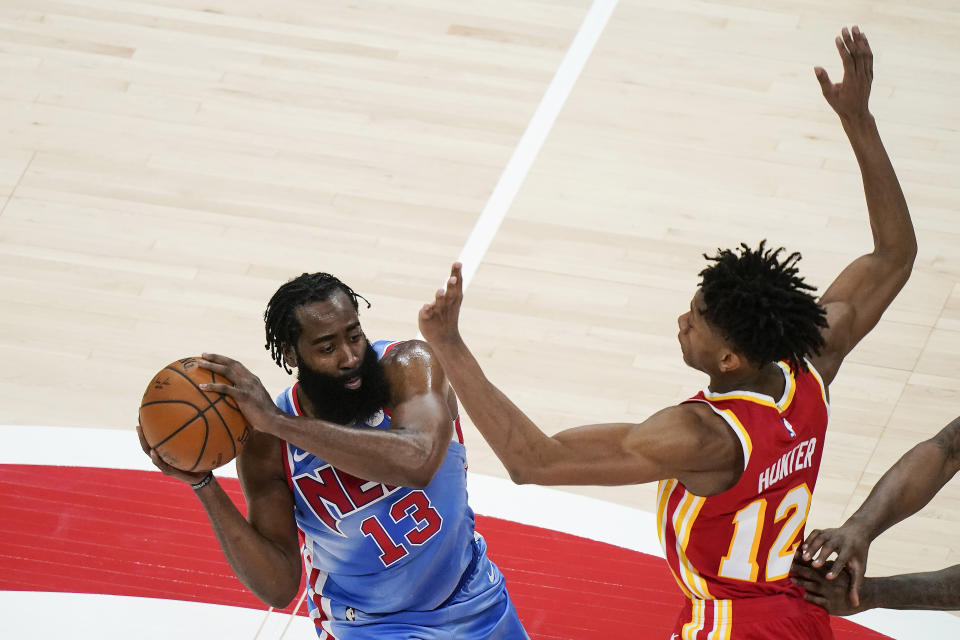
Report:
139,357,252,472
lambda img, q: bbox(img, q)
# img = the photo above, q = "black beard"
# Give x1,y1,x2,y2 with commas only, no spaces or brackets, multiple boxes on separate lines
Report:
296,342,391,425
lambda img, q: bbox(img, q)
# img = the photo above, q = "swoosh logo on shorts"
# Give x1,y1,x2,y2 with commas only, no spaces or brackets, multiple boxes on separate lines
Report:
292,448,310,462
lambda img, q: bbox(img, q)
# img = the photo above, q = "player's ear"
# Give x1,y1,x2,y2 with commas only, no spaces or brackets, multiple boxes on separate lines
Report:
282,345,298,369
718,350,743,373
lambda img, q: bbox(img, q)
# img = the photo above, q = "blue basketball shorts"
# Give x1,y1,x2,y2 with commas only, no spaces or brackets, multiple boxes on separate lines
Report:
313,534,529,640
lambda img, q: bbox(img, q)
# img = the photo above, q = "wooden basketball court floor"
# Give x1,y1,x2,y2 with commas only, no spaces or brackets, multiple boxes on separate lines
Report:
1,0,959,637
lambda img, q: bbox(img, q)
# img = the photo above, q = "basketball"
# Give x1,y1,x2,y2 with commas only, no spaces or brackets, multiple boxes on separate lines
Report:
139,357,252,472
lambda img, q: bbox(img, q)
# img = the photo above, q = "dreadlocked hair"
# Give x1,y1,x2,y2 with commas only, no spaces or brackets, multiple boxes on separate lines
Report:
264,272,371,373
698,240,827,372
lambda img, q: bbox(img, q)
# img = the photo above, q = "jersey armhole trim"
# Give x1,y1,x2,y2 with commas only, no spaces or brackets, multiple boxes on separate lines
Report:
803,357,829,408
688,399,752,472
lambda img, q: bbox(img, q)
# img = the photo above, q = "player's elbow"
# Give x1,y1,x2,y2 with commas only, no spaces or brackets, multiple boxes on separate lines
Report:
405,471,432,490
256,579,301,609
264,590,297,610
400,452,443,489
897,238,918,271
879,232,917,271
505,462,546,486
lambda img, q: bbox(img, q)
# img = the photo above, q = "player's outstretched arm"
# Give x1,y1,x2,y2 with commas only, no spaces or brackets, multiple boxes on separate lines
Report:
199,348,453,489
419,263,741,491
793,561,960,614
810,26,917,385
137,426,302,607
799,416,960,606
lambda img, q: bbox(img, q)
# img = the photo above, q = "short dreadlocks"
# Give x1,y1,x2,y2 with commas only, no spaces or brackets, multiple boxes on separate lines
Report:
698,241,827,372
264,272,370,373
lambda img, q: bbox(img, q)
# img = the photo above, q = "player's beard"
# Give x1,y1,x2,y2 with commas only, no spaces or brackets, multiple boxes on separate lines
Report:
296,342,391,426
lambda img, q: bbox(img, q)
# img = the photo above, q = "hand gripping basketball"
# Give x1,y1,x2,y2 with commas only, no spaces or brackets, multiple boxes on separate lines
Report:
197,353,283,433
137,423,209,484
139,356,253,474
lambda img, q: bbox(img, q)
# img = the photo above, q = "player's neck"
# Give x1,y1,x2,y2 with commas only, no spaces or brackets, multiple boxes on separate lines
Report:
293,383,318,419
707,361,785,398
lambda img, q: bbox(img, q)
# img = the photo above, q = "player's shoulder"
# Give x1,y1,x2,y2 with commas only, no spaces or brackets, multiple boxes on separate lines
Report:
379,339,447,395
664,400,744,455
380,339,439,371
641,402,730,443
673,399,727,427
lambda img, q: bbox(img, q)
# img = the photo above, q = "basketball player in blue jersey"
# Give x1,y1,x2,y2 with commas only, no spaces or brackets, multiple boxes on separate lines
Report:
137,273,528,640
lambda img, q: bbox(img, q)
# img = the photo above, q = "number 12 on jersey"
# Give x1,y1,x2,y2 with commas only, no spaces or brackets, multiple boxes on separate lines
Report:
718,484,811,582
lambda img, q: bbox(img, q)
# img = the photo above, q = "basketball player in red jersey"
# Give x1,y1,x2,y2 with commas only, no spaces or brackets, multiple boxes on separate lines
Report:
419,26,916,639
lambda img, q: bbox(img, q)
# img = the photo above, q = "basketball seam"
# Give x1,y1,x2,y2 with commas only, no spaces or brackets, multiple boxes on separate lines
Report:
166,364,238,465
153,412,210,470
141,399,209,452
200,395,236,465
163,366,215,471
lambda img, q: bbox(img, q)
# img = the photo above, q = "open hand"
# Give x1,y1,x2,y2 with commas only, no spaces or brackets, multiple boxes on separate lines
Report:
815,25,873,120
419,262,465,345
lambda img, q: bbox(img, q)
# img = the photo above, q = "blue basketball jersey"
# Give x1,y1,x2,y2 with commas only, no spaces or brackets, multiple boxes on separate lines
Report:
276,340,476,623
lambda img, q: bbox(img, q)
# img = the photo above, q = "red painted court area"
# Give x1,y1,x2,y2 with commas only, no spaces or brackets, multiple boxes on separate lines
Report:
0,465,890,639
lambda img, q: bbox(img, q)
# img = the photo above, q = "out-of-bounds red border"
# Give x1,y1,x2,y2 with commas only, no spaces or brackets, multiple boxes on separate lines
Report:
0,465,890,639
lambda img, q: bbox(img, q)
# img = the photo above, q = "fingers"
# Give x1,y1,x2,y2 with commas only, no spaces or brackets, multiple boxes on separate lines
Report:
802,591,828,609
806,531,841,568
198,353,230,375
841,25,874,81
149,448,169,471
136,423,152,454
434,263,465,306
835,31,854,76
813,66,832,96
790,563,821,582
840,26,856,58
851,25,873,79
449,262,464,294
199,382,235,395
801,528,827,562
825,548,850,578
199,352,231,365
847,558,865,608
790,567,827,604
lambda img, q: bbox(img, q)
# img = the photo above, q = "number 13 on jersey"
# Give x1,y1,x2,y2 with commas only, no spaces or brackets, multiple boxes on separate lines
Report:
718,483,811,582
360,490,444,567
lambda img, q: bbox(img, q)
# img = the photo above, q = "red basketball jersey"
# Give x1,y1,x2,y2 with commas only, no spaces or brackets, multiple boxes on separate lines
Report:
657,359,830,637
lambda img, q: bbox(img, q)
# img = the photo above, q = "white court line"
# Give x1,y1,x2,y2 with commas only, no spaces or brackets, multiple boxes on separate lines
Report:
4,425,960,640
455,0,620,291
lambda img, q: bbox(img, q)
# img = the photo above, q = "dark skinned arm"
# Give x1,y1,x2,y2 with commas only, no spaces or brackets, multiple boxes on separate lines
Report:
799,416,960,607
808,26,917,385
418,263,743,496
199,341,454,489
138,426,302,607
793,561,960,614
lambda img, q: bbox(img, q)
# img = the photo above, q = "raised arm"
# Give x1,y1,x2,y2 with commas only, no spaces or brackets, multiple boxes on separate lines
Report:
809,26,917,385
418,263,742,495
199,343,454,489
798,416,960,606
138,426,302,607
